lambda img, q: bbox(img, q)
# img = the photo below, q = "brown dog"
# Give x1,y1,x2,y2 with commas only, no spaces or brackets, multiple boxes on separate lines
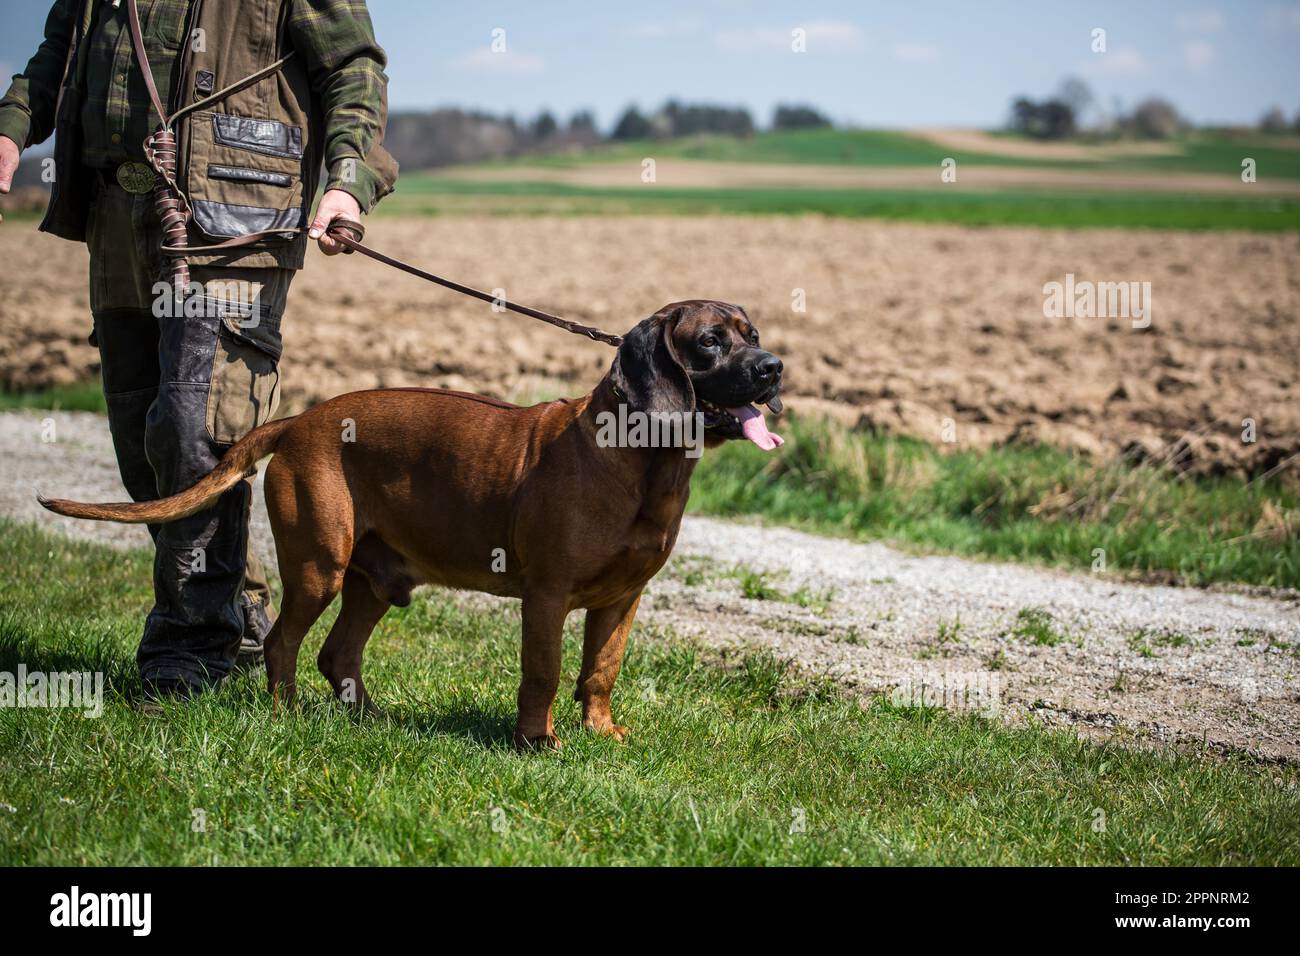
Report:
41,300,785,747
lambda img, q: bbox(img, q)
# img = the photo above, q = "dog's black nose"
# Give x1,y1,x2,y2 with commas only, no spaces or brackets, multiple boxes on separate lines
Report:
753,354,783,382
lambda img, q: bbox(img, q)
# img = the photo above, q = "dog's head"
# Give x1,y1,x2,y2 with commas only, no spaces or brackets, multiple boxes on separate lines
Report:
611,300,784,450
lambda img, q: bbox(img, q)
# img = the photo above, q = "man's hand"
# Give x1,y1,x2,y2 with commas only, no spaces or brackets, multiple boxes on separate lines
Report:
308,188,362,255
0,135,20,194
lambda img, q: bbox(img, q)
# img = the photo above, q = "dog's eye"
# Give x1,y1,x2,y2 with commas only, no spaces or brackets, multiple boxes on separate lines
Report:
699,335,718,349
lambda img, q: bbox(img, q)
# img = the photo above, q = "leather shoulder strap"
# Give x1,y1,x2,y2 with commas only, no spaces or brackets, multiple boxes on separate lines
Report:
125,0,170,127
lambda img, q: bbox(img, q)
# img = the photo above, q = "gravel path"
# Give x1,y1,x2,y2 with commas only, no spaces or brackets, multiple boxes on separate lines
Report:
3,410,1297,761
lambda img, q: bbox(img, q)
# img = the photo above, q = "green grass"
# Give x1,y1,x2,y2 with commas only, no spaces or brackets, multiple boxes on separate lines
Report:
918,615,965,660
1127,626,1194,659
0,380,107,413
738,567,785,602
385,177,1300,231
1,519,1296,865
1008,608,1071,647
690,414,1300,589
734,566,832,610
1108,132,1300,181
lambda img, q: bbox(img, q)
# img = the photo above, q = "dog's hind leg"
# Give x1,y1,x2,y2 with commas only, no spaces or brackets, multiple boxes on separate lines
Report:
514,590,569,750
264,571,343,709
262,458,350,709
575,590,642,742
317,568,389,712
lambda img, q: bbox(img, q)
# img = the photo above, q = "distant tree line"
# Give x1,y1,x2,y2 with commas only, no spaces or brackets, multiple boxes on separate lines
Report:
1010,76,1298,141
611,100,754,139
1010,77,1184,140
1257,105,1300,134
610,100,832,140
384,108,601,169
772,104,834,130
1009,97,1077,140
384,101,832,170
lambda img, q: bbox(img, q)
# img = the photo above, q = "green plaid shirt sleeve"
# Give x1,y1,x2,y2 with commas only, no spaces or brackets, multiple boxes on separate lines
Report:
0,0,79,149
287,0,394,212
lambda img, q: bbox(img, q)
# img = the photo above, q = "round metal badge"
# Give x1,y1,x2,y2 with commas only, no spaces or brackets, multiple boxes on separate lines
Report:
115,161,157,194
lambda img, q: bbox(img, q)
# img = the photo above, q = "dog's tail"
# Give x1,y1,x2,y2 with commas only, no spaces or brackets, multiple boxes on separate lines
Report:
39,416,296,525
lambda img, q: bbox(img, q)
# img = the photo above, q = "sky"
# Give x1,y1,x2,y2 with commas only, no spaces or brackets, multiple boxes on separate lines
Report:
3,0,1299,130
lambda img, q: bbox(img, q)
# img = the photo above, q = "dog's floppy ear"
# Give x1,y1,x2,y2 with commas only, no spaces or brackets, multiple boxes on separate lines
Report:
611,306,694,415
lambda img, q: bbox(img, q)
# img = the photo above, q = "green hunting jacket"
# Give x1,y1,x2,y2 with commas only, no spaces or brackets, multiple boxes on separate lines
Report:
0,0,398,269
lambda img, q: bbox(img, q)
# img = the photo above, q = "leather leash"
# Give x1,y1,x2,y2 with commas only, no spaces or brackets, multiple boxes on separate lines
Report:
324,218,625,348
125,0,189,297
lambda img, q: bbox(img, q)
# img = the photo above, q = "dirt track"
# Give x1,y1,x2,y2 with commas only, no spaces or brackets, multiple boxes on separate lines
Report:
2,215,1296,475
913,128,1189,161
4,410,1298,762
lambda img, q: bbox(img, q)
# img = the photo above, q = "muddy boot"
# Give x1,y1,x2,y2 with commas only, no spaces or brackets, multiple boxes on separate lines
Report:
236,592,276,671
236,539,276,670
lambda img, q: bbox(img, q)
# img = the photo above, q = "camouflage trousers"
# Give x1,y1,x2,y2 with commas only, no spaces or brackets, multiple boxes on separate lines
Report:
87,168,291,688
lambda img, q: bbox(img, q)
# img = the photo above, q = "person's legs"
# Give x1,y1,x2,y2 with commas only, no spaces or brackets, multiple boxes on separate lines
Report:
87,175,164,525
192,266,290,663
85,172,290,690
138,265,290,687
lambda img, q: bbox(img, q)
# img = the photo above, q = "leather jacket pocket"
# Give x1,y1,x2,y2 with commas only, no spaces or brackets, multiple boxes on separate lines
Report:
186,111,305,241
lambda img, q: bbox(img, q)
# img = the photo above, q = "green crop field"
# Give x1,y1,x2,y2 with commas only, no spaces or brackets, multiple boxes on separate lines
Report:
468,128,1300,178
367,128,1300,230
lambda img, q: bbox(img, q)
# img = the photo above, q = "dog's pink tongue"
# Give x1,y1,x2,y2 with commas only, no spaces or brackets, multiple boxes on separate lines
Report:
728,404,784,450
